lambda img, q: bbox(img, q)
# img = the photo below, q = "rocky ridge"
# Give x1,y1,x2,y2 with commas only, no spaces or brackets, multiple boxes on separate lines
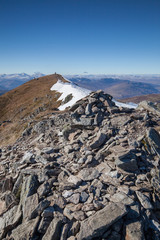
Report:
0,90,160,239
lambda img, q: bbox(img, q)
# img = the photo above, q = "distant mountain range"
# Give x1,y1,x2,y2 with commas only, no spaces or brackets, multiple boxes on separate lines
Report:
120,93,160,104
67,76,160,99
0,72,45,90
0,73,160,99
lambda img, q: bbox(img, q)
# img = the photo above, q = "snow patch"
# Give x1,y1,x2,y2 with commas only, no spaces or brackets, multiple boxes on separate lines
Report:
51,79,138,110
113,100,138,109
51,80,91,110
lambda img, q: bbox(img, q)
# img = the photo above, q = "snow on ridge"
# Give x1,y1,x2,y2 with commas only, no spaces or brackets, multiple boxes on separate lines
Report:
113,99,138,109
51,79,138,110
50,80,91,110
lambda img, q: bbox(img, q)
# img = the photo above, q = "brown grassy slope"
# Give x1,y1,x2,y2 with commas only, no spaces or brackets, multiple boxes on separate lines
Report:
0,74,67,146
119,93,160,104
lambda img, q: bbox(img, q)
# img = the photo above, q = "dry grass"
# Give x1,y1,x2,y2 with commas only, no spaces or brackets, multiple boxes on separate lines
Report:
0,74,68,146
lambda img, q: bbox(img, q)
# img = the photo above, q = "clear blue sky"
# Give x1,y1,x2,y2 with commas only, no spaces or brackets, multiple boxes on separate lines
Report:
0,0,160,74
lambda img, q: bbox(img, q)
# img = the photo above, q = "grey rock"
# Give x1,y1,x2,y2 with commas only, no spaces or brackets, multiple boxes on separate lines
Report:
78,168,100,181
0,205,22,239
23,193,39,219
1,177,13,193
107,231,121,240
76,106,85,115
38,217,53,234
72,210,86,221
146,128,160,156
80,191,89,203
110,192,134,205
68,221,80,237
94,111,104,125
4,192,17,209
90,131,107,149
41,147,54,154
60,223,69,240
42,207,55,218
115,150,138,172
20,174,39,199
62,190,74,198
125,220,145,240
12,174,23,197
63,207,74,220
138,101,160,117
73,117,94,126
67,193,80,204
136,191,153,209
36,155,48,164
20,151,35,164
76,203,128,240
42,217,62,240
67,175,82,186
70,100,84,112
29,199,50,219
37,181,51,198
127,203,140,219
10,217,39,240
85,103,92,115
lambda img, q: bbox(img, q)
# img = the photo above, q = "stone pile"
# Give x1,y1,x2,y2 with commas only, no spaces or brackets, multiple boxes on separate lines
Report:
0,91,160,240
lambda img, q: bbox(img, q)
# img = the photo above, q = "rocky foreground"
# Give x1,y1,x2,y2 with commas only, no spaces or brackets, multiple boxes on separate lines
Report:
0,91,160,240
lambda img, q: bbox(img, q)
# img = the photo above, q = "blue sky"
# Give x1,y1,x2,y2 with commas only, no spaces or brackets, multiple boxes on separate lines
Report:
0,0,160,74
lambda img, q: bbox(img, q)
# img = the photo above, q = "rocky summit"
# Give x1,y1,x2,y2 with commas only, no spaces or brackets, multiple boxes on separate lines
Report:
0,90,160,240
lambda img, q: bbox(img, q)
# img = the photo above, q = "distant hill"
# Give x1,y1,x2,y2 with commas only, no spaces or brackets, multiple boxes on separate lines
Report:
0,72,44,90
103,81,160,99
0,88,7,96
69,77,160,99
1,73,160,99
120,93,160,104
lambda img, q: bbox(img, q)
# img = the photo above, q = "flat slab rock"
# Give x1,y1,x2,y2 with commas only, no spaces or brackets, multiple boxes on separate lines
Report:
0,205,22,239
42,217,62,240
90,131,107,149
115,150,138,173
146,128,160,156
125,220,144,240
10,217,39,240
76,203,128,240
78,168,100,181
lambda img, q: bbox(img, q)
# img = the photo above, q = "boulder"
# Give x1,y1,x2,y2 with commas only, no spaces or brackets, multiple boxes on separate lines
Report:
90,131,107,149
76,203,128,240
78,168,100,181
23,193,39,219
42,217,62,240
145,128,160,156
125,220,144,240
136,191,153,209
10,217,39,240
138,101,160,117
0,205,22,239
115,150,138,172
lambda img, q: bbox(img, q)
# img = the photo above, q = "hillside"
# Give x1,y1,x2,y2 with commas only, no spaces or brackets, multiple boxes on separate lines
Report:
0,74,67,145
0,90,160,239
